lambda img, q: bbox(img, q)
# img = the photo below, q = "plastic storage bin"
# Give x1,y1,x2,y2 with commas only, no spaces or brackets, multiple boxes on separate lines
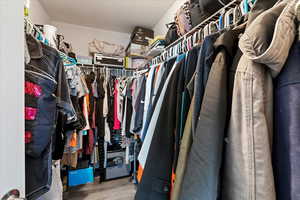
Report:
68,167,94,187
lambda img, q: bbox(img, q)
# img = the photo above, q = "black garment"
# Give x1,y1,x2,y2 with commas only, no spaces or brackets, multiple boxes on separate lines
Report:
95,73,105,136
135,59,184,200
125,96,133,138
25,35,75,199
133,76,146,133
173,59,186,172
273,39,300,200
98,136,106,182
107,77,115,131
65,96,86,131
140,57,177,140
173,47,199,172
52,112,67,160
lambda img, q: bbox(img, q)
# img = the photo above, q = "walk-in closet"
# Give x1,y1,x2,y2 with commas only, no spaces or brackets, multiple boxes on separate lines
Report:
1,0,300,199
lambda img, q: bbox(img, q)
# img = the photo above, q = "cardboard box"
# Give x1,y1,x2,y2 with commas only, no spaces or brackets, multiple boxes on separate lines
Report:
131,26,154,39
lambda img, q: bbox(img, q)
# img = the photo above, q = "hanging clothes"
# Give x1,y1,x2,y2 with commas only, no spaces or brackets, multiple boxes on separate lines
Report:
222,1,295,199
179,25,245,200
25,34,76,200
135,55,185,200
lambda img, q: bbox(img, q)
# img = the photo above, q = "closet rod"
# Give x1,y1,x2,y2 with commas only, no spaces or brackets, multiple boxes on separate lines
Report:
77,63,137,71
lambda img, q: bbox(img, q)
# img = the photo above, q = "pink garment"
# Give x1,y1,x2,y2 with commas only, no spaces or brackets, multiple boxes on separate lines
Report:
25,107,37,120
25,81,42,97
113,80,121,130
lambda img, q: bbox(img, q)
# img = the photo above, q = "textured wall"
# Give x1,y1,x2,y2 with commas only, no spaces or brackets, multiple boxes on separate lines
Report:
153,0,187,36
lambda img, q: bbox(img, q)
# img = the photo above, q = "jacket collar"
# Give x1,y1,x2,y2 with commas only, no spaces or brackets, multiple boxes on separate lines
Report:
247,0,278,27
213,23,246,57
26,34,43,59
239,0,297,77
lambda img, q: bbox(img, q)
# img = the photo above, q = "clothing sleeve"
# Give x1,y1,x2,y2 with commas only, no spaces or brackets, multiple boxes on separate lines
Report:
56,59,77,123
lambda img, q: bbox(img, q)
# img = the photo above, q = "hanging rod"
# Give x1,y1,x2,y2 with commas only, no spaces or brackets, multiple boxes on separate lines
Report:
77,63,137,71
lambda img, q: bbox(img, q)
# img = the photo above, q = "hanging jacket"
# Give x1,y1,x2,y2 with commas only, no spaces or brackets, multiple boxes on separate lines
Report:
180,24,245,200
273,30,300,200
25,34,76,200
135,56,185,200
223,1,297,200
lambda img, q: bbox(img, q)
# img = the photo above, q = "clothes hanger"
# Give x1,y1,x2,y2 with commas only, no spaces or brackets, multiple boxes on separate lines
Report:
219,9,226,30
192,31,198,47
203,24,210,38
209,21,219,34
233,5,243,25
225,8,234,28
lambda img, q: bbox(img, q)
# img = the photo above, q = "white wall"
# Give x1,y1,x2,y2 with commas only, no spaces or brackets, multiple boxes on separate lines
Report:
0,0,25,198
29,0,50,25
153,0,187,36
52,21,130,57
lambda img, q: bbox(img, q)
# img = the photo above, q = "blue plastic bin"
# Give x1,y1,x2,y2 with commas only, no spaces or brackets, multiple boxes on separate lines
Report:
68,167,94,186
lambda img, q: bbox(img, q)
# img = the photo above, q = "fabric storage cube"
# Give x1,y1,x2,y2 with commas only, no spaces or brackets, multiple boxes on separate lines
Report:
68,167,94,187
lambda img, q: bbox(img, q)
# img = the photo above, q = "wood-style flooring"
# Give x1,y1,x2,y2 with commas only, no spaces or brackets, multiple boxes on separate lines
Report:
64,178,136,200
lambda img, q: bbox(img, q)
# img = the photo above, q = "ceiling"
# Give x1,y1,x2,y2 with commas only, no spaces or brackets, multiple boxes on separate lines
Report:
40,0,177,33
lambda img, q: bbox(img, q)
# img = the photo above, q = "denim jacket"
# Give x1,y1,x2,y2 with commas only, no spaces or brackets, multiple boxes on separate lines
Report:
25,34,76,199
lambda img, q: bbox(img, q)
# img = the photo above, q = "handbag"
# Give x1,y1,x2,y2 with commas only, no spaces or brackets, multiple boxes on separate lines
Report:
165,22,179,46
175,0,232,36
197,0,231,22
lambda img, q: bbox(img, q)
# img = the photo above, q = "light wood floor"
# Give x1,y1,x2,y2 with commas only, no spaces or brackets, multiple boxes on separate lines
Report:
64,178,136,200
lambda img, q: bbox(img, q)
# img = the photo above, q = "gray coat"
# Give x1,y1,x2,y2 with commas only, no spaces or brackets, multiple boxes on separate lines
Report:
223,1,297,200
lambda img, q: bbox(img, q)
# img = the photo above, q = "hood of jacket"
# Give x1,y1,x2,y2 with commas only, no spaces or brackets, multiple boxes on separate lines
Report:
213,22,246,58
239,0,297,77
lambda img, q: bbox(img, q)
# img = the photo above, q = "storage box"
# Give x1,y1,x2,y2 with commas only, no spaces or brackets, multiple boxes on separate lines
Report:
131,26,154,40
126,43,149,57
130,26,154,46
105,150,131,180
68,167,94,186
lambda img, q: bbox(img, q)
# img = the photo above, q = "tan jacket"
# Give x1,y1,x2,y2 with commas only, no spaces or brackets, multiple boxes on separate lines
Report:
222,1,297,200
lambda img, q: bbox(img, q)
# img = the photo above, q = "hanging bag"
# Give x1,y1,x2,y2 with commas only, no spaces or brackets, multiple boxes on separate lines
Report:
165,22,179,46
175,0,232,36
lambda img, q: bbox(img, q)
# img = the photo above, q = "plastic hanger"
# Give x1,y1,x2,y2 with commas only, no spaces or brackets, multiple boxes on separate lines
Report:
233,5,243,24
219,9,226,30
203,24,210,38
225,8,234,28
209,21,218,34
